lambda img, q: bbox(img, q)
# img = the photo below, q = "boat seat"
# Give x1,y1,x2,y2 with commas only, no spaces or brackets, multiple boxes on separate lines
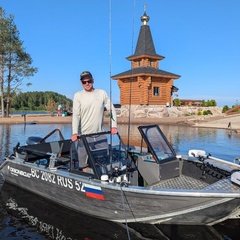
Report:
89,147,109,175
86,135,110,175
49,140,71,158
18,140,71,164
55,157,70,165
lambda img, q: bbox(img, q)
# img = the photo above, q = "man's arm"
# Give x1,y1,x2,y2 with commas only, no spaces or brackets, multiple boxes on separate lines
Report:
72,92,81,140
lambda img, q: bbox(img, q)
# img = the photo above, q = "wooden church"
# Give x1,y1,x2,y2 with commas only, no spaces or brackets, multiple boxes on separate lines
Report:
112,7,180,106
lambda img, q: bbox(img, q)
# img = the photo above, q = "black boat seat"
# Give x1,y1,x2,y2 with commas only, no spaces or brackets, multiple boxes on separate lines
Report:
55,157,70,166
17,140,71,164
89,147,109,175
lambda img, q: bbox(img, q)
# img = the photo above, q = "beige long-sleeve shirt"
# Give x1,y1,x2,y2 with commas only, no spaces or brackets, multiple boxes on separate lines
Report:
72,89,117,135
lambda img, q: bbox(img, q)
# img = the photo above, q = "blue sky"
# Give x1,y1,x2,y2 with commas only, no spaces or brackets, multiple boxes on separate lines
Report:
1,0,240,107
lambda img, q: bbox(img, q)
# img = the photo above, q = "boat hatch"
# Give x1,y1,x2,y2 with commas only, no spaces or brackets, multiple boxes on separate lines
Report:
137,125,180,184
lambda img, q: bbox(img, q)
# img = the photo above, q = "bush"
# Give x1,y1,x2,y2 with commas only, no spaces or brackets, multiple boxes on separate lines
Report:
173,98,181,106
222,105,229,113
203,110,212,115
201,99,217,107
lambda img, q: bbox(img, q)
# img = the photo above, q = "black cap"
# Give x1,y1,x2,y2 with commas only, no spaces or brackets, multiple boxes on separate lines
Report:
80,71,92,80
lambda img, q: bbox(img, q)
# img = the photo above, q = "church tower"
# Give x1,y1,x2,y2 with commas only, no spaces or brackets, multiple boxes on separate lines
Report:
112,6,180,106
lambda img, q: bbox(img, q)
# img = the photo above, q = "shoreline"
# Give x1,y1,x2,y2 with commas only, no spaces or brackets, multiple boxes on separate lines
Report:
0,114,240,131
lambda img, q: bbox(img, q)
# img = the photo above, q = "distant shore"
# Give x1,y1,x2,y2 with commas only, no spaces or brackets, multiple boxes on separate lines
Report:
0,113,240,131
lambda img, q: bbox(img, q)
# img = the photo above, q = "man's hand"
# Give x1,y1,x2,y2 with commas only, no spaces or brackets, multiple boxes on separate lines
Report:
111,127,118,134
71,133,80,141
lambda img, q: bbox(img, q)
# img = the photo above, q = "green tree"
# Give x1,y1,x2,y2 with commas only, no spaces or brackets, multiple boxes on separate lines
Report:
45,98,56,116
173,98,181,106
0,7,38,117
0,7,9,116
11,91,72,112
222,105,229,113
201,100,206,107
201,99,217,107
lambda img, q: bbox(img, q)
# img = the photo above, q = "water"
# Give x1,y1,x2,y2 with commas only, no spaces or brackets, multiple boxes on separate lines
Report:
0,123,240,239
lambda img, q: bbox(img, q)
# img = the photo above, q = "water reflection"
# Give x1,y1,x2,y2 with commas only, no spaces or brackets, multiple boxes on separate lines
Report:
117,124,240,161
0,183,133,240
0,125,11,158
0,123,240,162
1,182,238,240
0,124,72,160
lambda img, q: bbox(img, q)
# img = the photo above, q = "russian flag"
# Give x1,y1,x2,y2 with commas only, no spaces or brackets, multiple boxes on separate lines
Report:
84,184,105,200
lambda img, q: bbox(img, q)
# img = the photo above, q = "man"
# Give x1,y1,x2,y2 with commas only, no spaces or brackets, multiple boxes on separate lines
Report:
57,104,62,116
71,71,118,171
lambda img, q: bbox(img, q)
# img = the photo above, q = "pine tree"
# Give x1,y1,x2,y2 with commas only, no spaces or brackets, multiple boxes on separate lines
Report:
0,7,38,117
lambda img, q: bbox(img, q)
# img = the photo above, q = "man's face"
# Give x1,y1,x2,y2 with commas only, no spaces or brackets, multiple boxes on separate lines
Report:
81,77,94,92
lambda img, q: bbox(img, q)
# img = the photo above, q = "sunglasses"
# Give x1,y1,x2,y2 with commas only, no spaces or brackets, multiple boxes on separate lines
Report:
81,79,93,84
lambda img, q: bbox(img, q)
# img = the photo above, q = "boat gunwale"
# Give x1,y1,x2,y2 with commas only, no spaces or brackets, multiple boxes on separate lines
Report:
3,157,240,198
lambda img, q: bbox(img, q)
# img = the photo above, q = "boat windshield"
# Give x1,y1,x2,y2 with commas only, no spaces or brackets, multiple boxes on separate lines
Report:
81,131,131,179
138,125,176,163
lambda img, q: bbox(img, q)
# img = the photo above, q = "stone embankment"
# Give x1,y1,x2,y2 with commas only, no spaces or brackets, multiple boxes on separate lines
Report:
116,105,223,121
115,105,240,131
0,106,239,131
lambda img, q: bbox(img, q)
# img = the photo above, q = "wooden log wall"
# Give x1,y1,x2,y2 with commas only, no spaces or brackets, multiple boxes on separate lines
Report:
118,77,173,105
131,58,159,69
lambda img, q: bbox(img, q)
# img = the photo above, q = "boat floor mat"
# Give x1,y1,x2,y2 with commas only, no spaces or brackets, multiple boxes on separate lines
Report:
151,175,209,190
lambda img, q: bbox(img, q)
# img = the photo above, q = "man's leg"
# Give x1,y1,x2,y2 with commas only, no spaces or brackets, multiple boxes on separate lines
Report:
77,140,88,171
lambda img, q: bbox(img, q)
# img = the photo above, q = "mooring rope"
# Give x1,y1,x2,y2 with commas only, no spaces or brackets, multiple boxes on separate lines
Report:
120,183,131,240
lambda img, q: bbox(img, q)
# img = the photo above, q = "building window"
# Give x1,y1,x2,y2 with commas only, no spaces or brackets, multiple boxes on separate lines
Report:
153,87,160,96
149,60,152,66
138,60,141,66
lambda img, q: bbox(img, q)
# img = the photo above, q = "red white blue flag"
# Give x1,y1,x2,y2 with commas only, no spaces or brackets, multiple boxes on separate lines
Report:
84,184,105,200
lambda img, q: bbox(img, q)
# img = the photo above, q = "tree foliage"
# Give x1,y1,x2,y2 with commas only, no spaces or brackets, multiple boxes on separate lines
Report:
201,100,217,107
173,98,181,106
0,7,38,117
222,105,229,113
10,91,72,112
45,98,56,116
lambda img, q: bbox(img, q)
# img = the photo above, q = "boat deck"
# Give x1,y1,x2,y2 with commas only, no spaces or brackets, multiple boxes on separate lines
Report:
152,175,240,192
152,175,208,190
204,178,240,192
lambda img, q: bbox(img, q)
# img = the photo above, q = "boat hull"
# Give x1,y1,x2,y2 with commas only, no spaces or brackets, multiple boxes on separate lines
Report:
1,159,240,225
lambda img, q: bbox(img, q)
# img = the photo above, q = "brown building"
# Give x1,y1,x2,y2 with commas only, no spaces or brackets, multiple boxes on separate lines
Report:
112,8,180,106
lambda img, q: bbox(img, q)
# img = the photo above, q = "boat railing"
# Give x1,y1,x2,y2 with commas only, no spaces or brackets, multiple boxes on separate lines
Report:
39,128,65,143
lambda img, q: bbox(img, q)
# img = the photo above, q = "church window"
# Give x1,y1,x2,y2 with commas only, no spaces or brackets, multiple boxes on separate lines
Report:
153,87,160,96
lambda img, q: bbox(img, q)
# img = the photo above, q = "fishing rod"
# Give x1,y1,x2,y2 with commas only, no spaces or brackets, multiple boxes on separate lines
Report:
126,0,136,151
108,0,114,177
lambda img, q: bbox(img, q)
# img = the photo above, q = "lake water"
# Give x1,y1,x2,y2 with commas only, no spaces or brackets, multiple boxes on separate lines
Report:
0,123,240,239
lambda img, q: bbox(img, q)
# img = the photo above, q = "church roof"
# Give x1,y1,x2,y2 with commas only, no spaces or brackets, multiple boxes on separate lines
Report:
126,24,164,60
112,6,180,80
111,67,180,79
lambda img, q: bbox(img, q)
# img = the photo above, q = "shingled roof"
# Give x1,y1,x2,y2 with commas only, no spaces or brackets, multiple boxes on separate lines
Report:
111,66,180,79
127,24,164,60
112,7,180,80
